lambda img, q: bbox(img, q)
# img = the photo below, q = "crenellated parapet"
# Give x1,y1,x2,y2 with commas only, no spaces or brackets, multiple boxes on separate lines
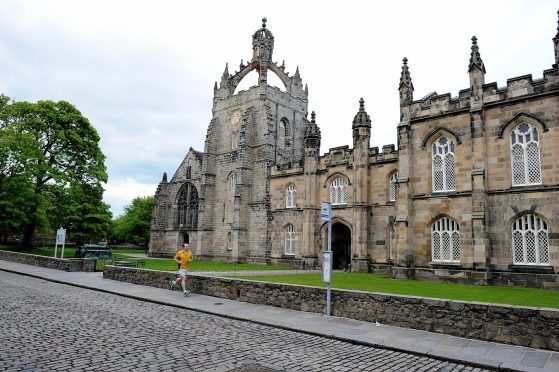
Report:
400,20,559,122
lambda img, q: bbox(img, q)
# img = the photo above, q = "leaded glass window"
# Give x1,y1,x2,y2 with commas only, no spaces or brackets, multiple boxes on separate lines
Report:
431,217,460,263
330,177,348,206
286,184,297,208
511,123,541,186
389,172,398,202
432,136,456,192
512,214,549,265
177,182,198,229
285,224,295,255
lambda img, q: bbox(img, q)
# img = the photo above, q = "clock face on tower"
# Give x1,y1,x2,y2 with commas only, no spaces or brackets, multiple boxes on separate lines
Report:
230,110,241,126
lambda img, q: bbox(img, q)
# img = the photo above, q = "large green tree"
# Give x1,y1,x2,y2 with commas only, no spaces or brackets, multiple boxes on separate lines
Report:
0,99,108,247
111,196,154,246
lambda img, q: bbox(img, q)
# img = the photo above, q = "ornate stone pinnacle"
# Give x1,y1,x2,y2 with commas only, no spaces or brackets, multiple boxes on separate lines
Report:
469,35,486,73
311,111,316,123
403,57,408,65
262,17,267,28
359,97,365,111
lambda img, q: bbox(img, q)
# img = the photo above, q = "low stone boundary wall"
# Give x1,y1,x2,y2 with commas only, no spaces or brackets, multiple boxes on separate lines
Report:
0,250,96,272
104,265,559,351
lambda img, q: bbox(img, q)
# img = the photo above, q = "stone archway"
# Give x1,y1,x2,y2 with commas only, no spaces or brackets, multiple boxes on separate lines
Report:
332,222,351,270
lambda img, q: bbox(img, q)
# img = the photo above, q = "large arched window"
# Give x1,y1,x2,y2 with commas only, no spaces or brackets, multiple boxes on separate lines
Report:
285,224,295,255
286,184,297,208
277,118,291,150
431,217,460,263
432,136,456,192
177,182,198,229
511,123,541,186
512,214,549,265
330,177,348,206
389,172,398,202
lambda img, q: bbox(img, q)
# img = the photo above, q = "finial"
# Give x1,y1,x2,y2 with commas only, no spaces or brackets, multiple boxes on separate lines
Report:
557,10,559,32
311,111,316,123
403,57,408,65
162,172,168,183
468,35,486,73
262,17,267,28
214,81,217,91
359,97,365,111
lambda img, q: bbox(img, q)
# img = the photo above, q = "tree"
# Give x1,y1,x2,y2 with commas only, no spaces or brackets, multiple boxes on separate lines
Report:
0,99,108,247
48,182,112,246
110,196,154,245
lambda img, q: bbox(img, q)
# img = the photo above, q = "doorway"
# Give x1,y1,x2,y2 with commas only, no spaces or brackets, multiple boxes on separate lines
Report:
332,223,351,270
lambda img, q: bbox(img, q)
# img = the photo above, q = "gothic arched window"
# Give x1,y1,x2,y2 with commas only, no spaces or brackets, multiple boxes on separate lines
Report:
431,217,460,263
389,172,398,202
511,123,542,186
177,182,198,229
330,177,348,206
432,136,456,192
228,172,237,191
285,224,295,255
286,184,297,208
232,130,240,150
512,214,549,265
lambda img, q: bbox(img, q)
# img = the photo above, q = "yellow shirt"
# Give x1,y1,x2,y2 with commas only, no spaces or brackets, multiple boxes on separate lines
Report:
174,250,193,269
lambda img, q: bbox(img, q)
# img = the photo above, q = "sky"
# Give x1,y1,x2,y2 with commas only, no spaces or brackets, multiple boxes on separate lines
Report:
0,0,557,217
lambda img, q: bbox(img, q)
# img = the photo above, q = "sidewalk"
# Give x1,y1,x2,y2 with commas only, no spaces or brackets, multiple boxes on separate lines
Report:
1,260,558,372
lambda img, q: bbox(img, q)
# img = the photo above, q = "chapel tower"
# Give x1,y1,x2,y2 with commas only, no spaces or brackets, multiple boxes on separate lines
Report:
189,18,309,261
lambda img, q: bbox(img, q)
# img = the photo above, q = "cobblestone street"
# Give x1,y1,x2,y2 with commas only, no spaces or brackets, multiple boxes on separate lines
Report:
0,271,489,372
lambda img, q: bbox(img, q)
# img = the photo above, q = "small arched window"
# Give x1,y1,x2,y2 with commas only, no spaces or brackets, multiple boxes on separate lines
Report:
432,136,456,192
232,130,240,150
512,214,549,265
431,217,460,263
510,123,541,186
389,172,398,202
330,177,348,206
286,184,297,208
285,224,295,255
228,172,237,191
227,232,232,251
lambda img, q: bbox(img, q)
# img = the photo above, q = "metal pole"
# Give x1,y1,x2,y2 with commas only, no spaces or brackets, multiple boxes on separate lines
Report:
61,241,65,259
326,203,332,316
54,242,58,258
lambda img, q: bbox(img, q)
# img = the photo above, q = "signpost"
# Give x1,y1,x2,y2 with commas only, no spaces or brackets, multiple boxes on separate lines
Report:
320,202,332,316
55,227,66,259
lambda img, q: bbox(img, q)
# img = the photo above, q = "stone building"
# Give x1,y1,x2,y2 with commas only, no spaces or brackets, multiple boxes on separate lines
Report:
150,14,559,286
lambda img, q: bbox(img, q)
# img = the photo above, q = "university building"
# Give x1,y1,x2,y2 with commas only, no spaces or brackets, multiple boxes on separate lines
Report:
149,14,559,287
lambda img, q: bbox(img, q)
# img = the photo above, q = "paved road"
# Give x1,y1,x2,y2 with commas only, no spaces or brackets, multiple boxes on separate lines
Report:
0,271,489,372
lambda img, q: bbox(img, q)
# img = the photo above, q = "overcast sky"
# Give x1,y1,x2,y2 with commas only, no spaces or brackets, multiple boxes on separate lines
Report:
1,0,557,217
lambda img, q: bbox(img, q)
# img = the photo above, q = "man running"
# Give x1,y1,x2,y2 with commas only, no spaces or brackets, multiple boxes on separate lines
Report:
171,243,194,296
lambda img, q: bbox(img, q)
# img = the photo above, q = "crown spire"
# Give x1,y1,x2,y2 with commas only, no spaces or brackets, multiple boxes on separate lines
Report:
468,36,486,73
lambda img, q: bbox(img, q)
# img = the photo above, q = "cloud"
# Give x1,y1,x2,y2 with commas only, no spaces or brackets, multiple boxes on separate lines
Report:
104,177,158,217
1,0,557,217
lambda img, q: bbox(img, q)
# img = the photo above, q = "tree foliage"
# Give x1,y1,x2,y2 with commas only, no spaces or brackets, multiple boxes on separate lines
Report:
0,97,110,246
110,196,154,246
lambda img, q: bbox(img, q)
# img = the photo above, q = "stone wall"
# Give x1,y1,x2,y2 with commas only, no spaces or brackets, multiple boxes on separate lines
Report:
0,251,96,272
104,265,559,351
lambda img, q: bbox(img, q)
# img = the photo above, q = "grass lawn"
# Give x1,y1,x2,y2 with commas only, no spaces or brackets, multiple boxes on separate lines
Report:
233,272,559,309
113,257,292,272
0,245,291,272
